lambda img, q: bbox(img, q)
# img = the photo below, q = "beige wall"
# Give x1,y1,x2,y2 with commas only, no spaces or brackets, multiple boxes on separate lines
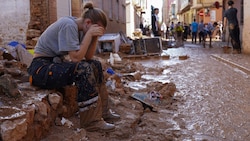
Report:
0,0,30,46
84,0,126,34
201,7,223,24
103,0,126,34
71,0,82,17
242,0,250,54
0,0,126,47
50,0,126,34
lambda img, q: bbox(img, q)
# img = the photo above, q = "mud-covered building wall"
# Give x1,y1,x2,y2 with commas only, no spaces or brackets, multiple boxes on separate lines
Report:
0,0,30,47
0,0,126,48
242,0,250,54
103,0,126,34
26,0,57,49
82,0,126,34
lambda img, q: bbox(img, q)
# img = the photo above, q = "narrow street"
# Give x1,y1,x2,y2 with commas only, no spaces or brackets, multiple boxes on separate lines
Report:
42,40,250,141
2,13,249,141
1,1,249,141
161,42,250,140
107,40,250,140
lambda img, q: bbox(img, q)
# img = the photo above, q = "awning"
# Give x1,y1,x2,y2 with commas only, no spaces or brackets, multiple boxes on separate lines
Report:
191,4,203,9
191,2,214,9
178,4,191,14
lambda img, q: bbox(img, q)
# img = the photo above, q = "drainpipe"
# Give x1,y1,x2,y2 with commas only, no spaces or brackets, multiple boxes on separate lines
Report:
69,0,72,16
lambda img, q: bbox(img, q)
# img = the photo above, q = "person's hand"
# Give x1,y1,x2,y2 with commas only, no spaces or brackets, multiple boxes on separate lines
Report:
87,24,105,37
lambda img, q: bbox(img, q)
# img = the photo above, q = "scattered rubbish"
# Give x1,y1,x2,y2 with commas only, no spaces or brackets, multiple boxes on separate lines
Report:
108,53,123,69
0,47,14,60
5,41,26,59
179,55,189,60
133,28,143,38
161,55,170,60
130,92,163,112
222,46,232,54
107,67,115,75
106,66,123,90
2,41,33,67
61,117,73,128
119,43,132,54
106,79,116,90
223,35,232,54
7,41,26,49
113,53,122,62
148,91,162,101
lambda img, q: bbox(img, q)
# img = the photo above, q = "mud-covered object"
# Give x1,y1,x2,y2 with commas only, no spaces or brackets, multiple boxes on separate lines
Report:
0,74,20,97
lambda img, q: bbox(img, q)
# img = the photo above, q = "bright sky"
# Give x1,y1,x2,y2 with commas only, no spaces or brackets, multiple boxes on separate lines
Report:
144,0,163,25
149,0,163,9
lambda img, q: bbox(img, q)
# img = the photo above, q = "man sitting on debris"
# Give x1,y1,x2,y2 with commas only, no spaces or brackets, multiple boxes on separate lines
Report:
27,2,120,132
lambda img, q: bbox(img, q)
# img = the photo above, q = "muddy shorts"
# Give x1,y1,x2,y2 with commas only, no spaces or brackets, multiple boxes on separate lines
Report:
28,57,77,89
28,57,104,106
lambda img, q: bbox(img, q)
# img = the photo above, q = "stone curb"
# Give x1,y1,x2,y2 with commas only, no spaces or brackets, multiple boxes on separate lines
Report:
211,54,250,74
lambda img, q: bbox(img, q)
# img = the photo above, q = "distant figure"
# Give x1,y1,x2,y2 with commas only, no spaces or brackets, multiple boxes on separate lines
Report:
151,8,161,36
140,22,146,35
198,20,205,44
174,22,184,47
166,25,170,39
183,23,190,41
161,22,167,38
205,22,218,47
191,19,198,43
223,0,241,53
170,21,175,32
169,21,175,39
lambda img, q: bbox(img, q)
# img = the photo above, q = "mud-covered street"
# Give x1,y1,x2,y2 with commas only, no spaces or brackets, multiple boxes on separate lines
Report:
121,41,250,141
1,1,249,140
40,41,250,141
158,43,250,140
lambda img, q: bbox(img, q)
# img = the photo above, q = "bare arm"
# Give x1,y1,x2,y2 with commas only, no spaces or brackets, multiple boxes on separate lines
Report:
68,24,104,62
157,21,161,31
85,36,98,60
223,17,227,32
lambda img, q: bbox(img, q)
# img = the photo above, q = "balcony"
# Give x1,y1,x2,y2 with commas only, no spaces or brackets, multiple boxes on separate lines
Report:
192,0,222,9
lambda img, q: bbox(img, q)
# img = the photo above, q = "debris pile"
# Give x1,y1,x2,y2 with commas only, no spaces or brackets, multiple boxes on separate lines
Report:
0,48,178,140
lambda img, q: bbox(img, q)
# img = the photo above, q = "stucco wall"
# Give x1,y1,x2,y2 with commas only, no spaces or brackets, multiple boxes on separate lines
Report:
242,0,250,54
0,0,30,47
57,0,71,19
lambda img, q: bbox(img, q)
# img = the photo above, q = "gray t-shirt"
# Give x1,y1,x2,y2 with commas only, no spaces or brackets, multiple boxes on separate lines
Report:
35,16,83,57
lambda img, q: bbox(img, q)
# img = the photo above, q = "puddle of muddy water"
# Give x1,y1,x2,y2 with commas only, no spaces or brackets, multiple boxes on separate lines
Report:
125,74,171,90
124,56,179,90
123,46,250,140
